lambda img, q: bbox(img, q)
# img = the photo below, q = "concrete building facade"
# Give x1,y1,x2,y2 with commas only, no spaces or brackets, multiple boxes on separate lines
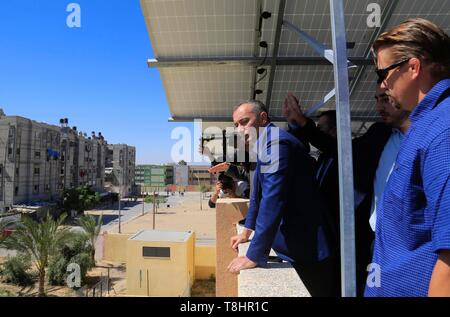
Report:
0,114,112,213
0,116,62,212
105,144,136,197
60,120,107,194
188,165,215,186
135,164,174,193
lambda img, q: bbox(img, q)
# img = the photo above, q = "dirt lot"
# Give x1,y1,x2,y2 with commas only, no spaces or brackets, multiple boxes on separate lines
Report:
117,192,216,240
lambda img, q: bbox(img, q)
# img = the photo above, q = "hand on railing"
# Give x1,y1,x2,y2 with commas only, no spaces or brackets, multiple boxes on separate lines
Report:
230,228,252,251
227,256,257,274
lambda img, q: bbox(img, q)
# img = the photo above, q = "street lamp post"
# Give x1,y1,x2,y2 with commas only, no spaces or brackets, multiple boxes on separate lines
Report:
142,192,145,216
117,168,124,234
195,174,202,210
152,190,156,230
118,190,122,233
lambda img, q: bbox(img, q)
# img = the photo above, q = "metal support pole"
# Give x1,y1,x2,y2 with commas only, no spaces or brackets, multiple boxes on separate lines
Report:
265,0,286,110
330,0,356,297
304,88,336,117
152,191,156,230
283,20,355,68
107,267,110,295
118,191,122,234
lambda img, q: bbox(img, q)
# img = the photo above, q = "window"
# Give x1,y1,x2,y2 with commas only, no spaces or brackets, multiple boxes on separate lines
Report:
15,167,19,177
34,166,40,175
45,184,50,192
35,151,41,159
33,185,40,194
14,187,19,196
142,247,170,258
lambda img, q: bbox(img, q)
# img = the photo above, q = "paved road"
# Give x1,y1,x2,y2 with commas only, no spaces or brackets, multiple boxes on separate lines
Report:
97,192,186,232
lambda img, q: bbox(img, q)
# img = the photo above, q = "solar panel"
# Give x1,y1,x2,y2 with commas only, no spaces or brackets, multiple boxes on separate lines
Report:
141,0,450,126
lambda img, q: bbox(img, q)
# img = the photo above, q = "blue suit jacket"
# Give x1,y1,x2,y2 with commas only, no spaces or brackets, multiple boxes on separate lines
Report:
245,123,331,266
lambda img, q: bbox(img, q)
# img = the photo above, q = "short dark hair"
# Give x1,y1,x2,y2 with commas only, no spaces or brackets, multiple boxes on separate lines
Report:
318,110,337,129
233,99,270,122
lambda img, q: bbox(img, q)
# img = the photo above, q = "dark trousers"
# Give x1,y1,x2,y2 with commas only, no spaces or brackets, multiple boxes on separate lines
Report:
291,256,339,297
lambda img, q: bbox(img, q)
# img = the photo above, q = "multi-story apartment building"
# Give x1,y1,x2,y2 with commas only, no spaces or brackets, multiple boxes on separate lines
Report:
0,114,112,213
0,116,62,212
60,119,107,193
76,131,107,192
105,144,136,197
135,165,174,193
188,165,216,186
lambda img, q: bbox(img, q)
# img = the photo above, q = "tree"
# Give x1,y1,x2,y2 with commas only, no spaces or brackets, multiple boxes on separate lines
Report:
199,184,210,198
178,160,187,166
76,214,102,265
78,186,101,212
61,186,101,216
48,232,93,287
3,214,73,296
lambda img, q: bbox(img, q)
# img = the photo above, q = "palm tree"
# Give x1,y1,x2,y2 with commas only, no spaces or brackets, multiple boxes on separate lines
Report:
76,214,102,265
3,214,73,297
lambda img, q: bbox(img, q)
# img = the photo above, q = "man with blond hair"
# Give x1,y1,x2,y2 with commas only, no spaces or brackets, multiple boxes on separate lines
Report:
366,18,450,297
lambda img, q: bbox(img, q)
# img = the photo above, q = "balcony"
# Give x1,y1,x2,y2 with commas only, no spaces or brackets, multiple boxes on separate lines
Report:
215,199,310,297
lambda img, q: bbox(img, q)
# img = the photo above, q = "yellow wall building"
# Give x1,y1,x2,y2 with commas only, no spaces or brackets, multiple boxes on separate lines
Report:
103,232,217,296
194,241,216,280
103,233,130,263
125,230,195,297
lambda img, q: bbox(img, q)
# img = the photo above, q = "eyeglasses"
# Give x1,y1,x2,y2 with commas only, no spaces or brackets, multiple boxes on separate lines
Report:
375,58,410,84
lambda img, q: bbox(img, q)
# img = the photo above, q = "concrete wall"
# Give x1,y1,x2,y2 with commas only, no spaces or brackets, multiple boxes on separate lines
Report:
126,236,194,297
215,198,249,297
195,245,216,280
103,233,130,263
187,232,195,286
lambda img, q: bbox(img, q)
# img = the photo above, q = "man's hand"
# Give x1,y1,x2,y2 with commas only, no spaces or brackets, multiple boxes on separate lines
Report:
283,92,307,127
230,228,252,251
210,182,223,204
227,256,257,274
429,250,450,296
208,162,230,174
214,182,223,195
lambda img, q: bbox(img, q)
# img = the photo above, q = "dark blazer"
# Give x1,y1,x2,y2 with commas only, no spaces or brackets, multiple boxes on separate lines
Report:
289,118,392,294
244,123,332,267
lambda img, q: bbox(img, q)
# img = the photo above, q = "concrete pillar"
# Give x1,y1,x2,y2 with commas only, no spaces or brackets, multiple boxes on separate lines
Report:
215,198,249,297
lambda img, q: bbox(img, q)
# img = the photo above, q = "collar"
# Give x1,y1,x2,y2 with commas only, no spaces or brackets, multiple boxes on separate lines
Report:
251,122,274,156
410,79,450,124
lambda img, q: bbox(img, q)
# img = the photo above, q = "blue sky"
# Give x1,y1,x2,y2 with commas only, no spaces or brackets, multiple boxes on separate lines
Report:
0,0,195,164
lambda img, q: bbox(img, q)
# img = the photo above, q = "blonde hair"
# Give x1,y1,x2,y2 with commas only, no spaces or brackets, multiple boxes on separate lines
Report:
372,18,450,80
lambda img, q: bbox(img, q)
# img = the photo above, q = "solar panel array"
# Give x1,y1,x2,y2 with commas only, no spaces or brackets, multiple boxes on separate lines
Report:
141,0,450,124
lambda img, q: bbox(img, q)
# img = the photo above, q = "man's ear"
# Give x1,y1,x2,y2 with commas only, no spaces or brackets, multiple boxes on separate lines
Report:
260,111,269,125
409,57,421,80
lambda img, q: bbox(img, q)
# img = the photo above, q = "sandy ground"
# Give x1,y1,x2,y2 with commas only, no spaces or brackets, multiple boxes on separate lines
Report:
114,192,216,240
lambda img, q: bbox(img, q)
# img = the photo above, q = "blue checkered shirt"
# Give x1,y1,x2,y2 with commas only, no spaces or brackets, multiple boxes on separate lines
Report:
365,79,450,297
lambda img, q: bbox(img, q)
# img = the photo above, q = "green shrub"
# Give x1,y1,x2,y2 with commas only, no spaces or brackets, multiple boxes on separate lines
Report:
60,232,92,260
0,253,35,286
70,252,93,285
48,232,94,287
0,289,15,297
47,257,68,286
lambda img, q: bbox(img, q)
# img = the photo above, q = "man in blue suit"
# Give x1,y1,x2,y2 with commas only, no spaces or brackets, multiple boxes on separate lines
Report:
227,100,336,297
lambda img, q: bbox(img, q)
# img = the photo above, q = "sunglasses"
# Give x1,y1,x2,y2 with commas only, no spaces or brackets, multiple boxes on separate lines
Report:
375,58,410,84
